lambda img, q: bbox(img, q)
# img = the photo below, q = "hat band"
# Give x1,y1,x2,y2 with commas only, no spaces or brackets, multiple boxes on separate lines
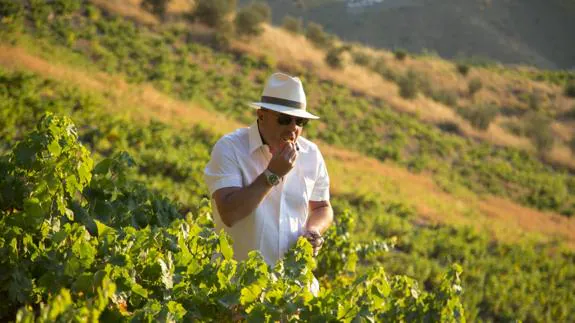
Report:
261,96,304,109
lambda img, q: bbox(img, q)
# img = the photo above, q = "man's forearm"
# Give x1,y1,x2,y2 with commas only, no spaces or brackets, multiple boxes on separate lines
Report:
217,173,272,227
305,202,334,234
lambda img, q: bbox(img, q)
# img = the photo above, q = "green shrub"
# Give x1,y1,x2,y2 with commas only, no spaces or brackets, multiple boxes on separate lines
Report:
282,15,302,34
528,90,545,111
398,70,419,99
372,58,397,81
458,104,499,130
501,121,525,137
140,0,171,19
525,112,555,153
569,136,575,155
437,121,461,135
192,0,236,28
468,77,483,97
352,51,371,67
565,81,575,98
456,63,470,76
305,22,332,48
52,0,82,15
235,2,270,37
325,47,345,69
0,0,24,38
213,20,234,49
561,105,575,119
431,89,458,107
394,48,407,61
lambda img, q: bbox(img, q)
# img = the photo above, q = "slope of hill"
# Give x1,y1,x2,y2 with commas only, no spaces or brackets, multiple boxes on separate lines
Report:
1,0,575,321
92,0,575,172
257,0,575,69
2,47,574,322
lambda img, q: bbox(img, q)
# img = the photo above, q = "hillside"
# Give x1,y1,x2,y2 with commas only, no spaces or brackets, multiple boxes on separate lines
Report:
1,0,575,321
256,0,575,69
97,0,575,172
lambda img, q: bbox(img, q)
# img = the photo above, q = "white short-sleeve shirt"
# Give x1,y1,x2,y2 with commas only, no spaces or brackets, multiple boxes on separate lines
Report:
203,122,330,266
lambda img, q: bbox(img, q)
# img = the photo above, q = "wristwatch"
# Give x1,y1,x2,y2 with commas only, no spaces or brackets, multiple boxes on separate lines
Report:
263,169,280,186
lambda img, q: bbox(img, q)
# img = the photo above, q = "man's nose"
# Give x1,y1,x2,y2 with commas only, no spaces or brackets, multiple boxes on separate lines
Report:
286,119,298,130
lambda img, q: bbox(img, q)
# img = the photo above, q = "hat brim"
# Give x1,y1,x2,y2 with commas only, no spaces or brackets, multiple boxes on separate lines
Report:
250,102,320,119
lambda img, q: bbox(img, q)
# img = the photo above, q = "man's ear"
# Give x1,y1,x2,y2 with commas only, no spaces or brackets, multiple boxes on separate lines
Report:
257,109,264,121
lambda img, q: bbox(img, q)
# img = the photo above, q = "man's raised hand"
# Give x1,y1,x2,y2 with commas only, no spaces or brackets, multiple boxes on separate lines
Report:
268,142,298,177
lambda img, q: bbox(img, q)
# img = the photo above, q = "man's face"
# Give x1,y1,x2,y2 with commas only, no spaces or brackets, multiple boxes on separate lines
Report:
258,109,308,150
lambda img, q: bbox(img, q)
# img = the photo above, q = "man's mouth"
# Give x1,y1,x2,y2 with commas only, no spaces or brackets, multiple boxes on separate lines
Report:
281,137,299,151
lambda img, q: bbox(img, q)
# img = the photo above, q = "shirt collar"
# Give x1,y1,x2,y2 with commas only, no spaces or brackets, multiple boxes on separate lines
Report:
248,122,265,155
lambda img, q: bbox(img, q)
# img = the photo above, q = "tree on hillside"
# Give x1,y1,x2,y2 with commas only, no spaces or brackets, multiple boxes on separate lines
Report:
525,111,555,154
235,2,271,37
141,0,172,19
282,15,302,34
305,22,332,49
459,104,499,131
325,46,351,69
192,0,236,29
398,70,419,99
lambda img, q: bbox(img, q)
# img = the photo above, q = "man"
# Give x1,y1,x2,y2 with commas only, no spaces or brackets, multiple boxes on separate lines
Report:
203,72,333,269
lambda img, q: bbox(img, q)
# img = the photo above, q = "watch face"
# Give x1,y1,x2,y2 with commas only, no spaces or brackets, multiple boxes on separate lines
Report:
269,174,279,185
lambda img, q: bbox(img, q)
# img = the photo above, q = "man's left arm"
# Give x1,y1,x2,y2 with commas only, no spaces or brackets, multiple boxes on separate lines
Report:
302,147,332,255
306,200,333,234
303,200,333,256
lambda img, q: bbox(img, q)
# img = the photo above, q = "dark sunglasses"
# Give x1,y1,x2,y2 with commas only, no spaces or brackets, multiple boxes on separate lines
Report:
276,114,309,127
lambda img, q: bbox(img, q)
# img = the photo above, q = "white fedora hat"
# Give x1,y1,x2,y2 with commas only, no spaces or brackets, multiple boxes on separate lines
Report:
250,72,319,119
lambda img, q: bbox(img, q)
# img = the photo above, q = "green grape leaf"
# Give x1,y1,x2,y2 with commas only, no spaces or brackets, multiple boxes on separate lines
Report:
131,283,149,298
159,256,174,290
23,197,44,222
94,219,115,237
240,283,263,305
47,140,61,157
166,301,187,320
93,158,112,175
219,232,234,260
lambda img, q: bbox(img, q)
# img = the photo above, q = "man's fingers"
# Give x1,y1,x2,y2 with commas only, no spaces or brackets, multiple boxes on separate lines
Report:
282,144,297,161
304,233,323,248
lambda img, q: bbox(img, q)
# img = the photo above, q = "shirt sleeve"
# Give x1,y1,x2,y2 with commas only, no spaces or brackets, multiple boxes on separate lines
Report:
203,137,243,196
310,149,330,201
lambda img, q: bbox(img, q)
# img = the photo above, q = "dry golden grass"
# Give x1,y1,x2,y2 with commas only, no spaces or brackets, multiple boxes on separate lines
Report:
0,44,242,132
4,42,575,248
90,0,193,25
90,0,158,25
322,143,575,248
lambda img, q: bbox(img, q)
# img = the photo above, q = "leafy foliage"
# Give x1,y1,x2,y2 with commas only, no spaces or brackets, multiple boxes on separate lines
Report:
282,15,302,34
325,46,347,69
192,0,236,28
456,63,470,76
525,112,555,154
398,69,419,99
305,22,332,49
565,81,575,98
235,2,271,37
468,77,483,97
0,108,466,321
458,104,499,130
140,0,171,19
394,48,407,61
